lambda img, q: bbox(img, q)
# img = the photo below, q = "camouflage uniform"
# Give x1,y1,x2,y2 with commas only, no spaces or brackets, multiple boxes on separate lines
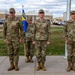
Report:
25,17,35,59
34,10,51,64
3,8,23,71
64,11,75,71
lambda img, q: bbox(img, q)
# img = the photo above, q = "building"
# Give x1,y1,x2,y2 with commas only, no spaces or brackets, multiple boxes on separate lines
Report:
53,17,64,23
16,11,53,22
0,10,8,19
0,10,53,22
63,12,67,21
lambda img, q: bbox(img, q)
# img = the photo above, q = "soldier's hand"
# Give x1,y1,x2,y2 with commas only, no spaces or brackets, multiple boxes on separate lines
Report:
65,40,68,44
4,39,7,43
32,41,35,45
19,39,22,43
47,41,50,45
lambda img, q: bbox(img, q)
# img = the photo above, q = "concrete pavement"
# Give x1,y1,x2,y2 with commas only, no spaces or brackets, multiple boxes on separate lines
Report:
0,56,75,75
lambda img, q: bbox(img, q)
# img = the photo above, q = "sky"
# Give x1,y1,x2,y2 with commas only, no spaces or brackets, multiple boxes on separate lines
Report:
0,0,75,18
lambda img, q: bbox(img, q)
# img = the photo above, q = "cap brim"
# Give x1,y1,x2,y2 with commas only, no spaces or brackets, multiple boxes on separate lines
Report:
71,13,75,15
39,12,44,13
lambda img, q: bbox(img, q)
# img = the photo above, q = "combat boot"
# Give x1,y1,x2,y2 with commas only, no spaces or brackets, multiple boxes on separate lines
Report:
26,56,30,63
66,61,72,72
41,63,46,71
30,56,33,63
15,62,19,71
71,62,75,71
8,62,15,71
36,62,41,71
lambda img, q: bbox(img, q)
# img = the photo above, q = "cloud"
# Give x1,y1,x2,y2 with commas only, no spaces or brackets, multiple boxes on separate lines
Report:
0,0,16,3
0,0,16,10
0,0,75,18
53,13,63,18
0,0,6,3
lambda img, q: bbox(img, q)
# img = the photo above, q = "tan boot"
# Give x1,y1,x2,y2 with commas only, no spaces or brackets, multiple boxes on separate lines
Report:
30,56,33,63
66,61,72,72
15,62,19,71
71,62,75,71
41,63,46,71
26,57,30,63
36,62,41,71
8,62,15,71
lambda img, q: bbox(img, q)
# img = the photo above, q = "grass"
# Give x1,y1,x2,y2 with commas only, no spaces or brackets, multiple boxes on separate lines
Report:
0,40,7,55
0,25,3,38
0,31,3,38
0,26,65,56
0,40,24,56
46,26,64,55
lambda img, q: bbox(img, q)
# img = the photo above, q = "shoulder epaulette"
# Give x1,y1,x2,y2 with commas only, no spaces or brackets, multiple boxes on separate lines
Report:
66,20,73,23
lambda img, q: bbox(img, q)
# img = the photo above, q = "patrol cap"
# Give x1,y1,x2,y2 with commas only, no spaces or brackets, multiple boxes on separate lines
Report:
9,8,15,13
38,9,44,14
70,11,75,15
27,16,32,21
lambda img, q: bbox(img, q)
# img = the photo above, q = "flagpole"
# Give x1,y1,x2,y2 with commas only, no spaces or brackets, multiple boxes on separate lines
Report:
22,5,24,9
63,0,71,59
22,5,26,57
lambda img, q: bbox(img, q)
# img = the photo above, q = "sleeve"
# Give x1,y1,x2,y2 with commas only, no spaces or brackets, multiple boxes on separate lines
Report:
3,20,7,39
64,22,68,40
19,20,24,39
32,23,36,41
47,21,51,42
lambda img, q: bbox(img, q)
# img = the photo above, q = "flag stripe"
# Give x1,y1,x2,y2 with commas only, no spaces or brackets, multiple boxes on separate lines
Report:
22,7,28,32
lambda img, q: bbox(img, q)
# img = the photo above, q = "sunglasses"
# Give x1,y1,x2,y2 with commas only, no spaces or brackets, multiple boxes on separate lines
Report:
39,12,44,14
10,12,14,13
71,13,75,15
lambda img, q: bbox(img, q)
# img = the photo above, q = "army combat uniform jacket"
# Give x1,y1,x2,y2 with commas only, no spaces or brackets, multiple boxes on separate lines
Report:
3,16,23,63
64,20,75,63
25,23,35,57
34,19,51,63
34,19,51,41
3,16,23,41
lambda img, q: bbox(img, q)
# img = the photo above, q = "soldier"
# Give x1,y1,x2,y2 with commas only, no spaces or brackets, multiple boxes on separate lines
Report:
3,8,23,71
25,16,34,63
33,9,51,71
64,11,75,72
